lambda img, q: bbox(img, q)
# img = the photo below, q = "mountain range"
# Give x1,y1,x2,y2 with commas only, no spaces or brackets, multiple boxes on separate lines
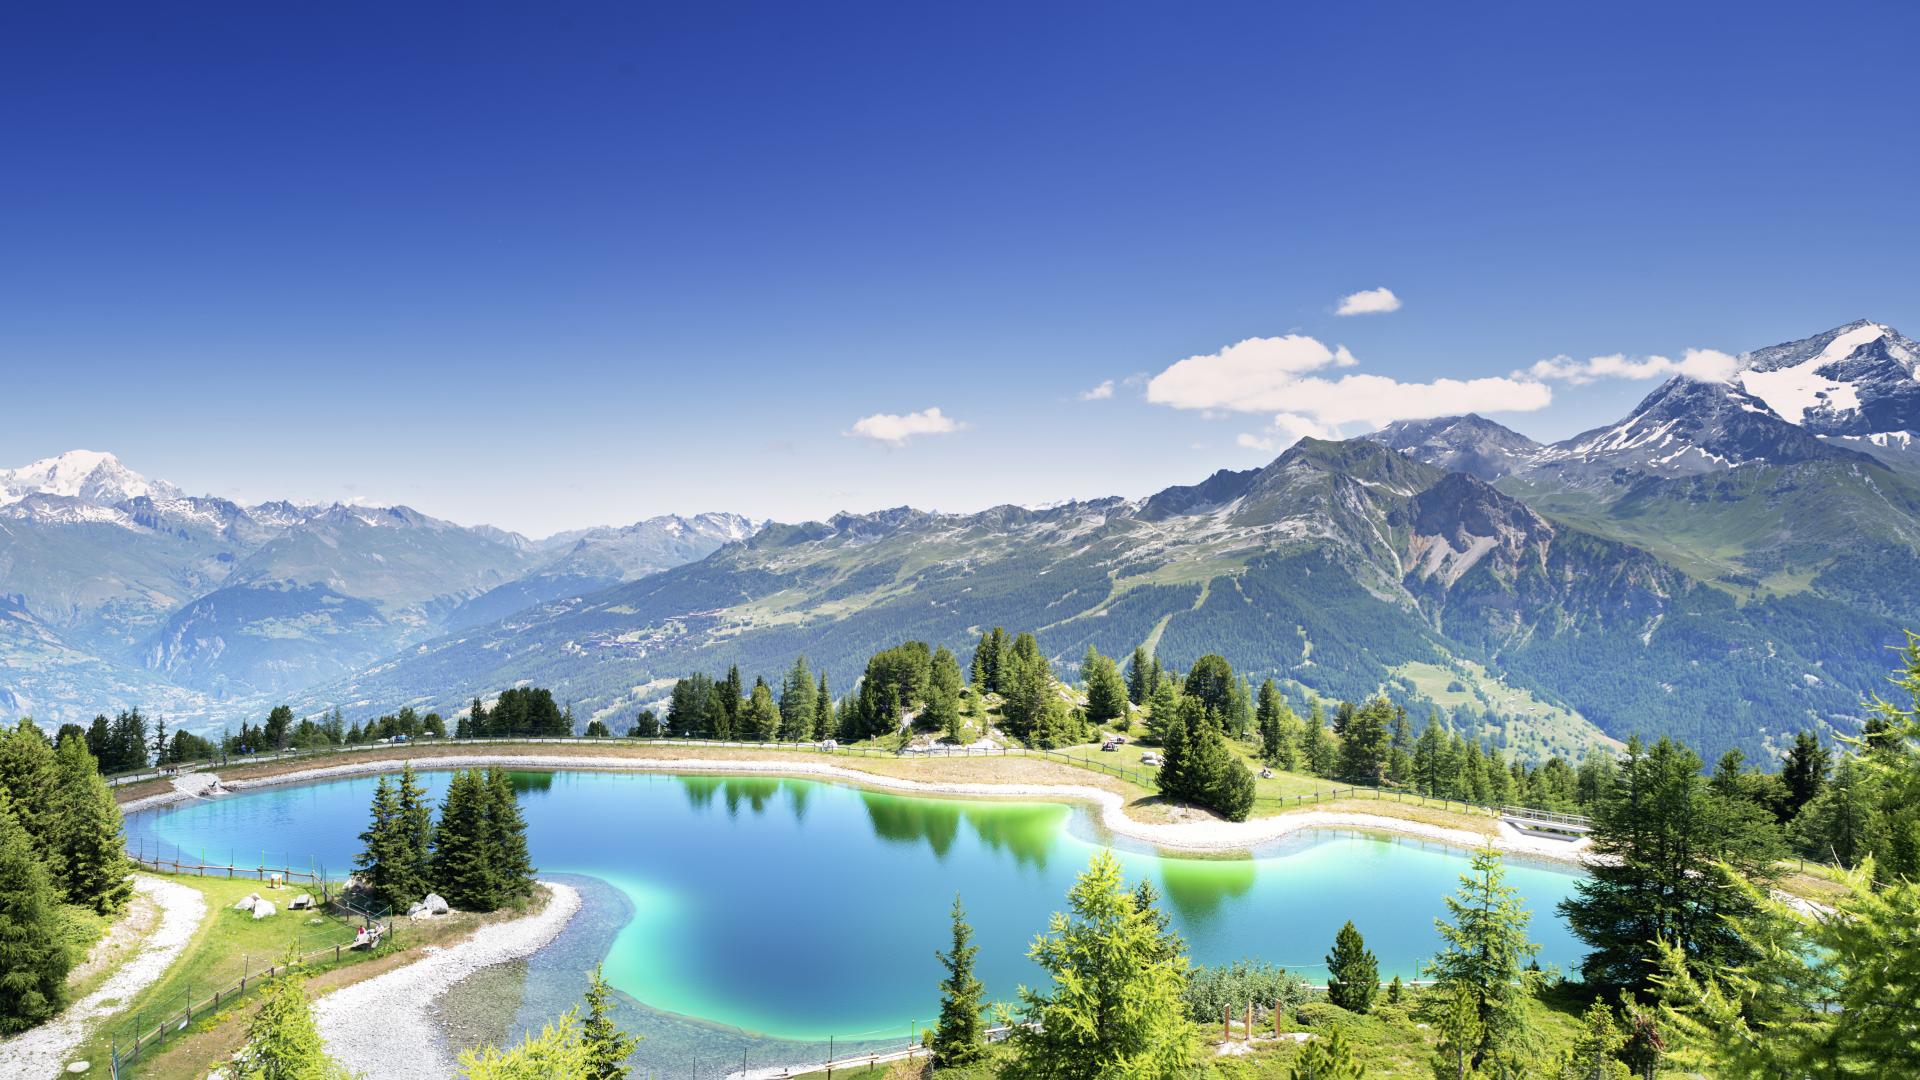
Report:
7,319,1920,764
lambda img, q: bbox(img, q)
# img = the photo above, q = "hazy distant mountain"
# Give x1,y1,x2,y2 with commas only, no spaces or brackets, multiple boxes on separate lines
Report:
0,451,750,718
1365,414,1544,480
0,449,182,507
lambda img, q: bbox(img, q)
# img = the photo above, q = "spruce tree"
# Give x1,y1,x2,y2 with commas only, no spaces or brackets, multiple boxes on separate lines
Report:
1337,699,1392,784
1082,647,1128,728
354,776,407,910
431,770,494,910
395,764,434,902
50,735,131,913
0,720,59,865
814,672,833,740
740,681,780,740
1779,730,1829,818
486,768,535,903
1157,702,1192,801
779,655,816,740
0,793,69,1034
933,894,986,1066
581,964,640,1080
1126,646,1152,705
1257,680,1285,765
1324,921,1377,1014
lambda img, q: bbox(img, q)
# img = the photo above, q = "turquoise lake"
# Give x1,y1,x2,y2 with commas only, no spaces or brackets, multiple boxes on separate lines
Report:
132,769,1585,1065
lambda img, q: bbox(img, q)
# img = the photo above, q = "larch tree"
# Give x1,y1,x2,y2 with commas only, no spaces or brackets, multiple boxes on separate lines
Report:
1426,846,1542,1074
1653,856,1920,1077
1006,851,1196,1079
232,962,355,1080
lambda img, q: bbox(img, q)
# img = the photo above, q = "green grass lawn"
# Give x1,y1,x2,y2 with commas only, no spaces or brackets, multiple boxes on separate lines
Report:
76,874,395,1077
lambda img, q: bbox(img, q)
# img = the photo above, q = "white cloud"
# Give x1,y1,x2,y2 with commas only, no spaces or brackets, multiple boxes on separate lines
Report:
1079,379,1115,401
1527,348,1739,385
1146,335,1353,412
1238,413,1332,453
845,407,967,446
1335,287,1402,316
1146,333,1552,430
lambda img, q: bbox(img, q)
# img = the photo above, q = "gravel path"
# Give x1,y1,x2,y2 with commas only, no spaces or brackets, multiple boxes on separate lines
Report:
131,752,1590,864
313,881,581,1080
0,875,208,1080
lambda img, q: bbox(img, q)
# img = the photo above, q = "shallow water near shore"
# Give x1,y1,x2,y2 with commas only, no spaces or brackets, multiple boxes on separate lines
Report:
133,768,1586,1074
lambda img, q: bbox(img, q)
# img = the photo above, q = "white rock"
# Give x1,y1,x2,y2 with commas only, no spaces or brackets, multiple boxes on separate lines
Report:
250,899,276,920
420,893,449,915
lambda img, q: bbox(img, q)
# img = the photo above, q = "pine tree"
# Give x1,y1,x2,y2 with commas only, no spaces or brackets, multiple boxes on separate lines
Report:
1559,736,1780,991
581,965,640,1080
1427,846,1541,1072
1007,852,1196,1079
396,764,434,901
50,735,131,913
1302,712,1336,778
232,961,354,1079
1324,921,1377,1014
0,793,69,1034
933,895,986,1066
1144,679,1180,746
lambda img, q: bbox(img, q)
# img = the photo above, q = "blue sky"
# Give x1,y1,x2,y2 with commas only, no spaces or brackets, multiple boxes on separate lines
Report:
4,2,1917,536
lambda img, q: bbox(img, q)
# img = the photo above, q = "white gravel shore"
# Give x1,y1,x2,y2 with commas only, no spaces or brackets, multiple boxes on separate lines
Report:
125,753,1591,864
313,881,581,1080
0,875,208,1080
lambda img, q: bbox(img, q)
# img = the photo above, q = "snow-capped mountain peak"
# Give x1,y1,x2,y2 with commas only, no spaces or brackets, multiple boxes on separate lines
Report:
1735,320,1920,441
0,449,182,507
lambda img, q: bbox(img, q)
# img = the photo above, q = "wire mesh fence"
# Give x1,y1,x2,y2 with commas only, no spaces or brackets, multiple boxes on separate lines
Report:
106,854,393,1079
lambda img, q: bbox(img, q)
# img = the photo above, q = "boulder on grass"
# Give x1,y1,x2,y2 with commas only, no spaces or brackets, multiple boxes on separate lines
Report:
421,893,450,915
233,893,260,912
250,898,276,919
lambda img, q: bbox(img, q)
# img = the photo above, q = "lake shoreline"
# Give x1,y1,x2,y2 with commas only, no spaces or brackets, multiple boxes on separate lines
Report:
123,752,1592,866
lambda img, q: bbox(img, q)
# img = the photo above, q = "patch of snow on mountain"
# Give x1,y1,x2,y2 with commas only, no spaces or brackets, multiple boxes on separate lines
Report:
1739,323,1885,423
